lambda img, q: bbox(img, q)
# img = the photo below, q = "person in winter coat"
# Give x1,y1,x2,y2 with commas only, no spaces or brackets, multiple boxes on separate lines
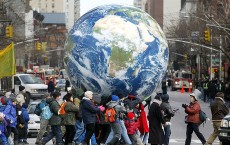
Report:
182,89,206,145
125,112,140,145
205,92,229,145
18,103,30,144
0,112,7,145
148,95,165,145
4,97,19,145
79,91,105,145
62,93,79,145
35,93,55,144
48,78,55,96
105,95,127,145
138,103,149,144
42,91,62,145
160,93,175,145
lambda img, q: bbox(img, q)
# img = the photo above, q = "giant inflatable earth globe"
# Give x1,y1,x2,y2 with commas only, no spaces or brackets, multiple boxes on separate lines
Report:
64,5,169,97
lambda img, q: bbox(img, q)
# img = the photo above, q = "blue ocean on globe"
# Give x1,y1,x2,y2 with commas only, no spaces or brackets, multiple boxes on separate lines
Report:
64,5,169,97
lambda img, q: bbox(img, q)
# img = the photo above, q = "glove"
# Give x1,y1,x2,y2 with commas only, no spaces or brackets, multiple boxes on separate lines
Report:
99,106,105,112
182,104,187,108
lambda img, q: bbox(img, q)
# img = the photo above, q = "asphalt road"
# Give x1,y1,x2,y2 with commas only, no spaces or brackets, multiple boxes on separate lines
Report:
26,90,226,145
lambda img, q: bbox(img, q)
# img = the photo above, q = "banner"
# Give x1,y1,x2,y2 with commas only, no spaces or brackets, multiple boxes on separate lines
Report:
0,42,16,78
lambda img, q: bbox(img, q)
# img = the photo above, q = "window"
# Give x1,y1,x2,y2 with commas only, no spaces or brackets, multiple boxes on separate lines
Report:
52,3,55,8
14,76,21,85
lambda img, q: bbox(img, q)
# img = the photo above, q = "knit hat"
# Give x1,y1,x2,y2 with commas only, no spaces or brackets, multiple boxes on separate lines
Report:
127,112,135,120
112,95,119,101
128,94,135,99
161,94,169,102
84,91,93,98
154,94,162,101
19,85,25,91
190,89,201,100
216,92,224,98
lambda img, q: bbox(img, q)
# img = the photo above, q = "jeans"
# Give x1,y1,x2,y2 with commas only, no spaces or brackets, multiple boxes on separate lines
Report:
164,124,171,145
185,123,206,145
42,125,62,145
118,120,132,145
36,119,49,143
64,125,76,145
74,120,85,143
106,120,132,145
140,133,149,144
107,122,122,145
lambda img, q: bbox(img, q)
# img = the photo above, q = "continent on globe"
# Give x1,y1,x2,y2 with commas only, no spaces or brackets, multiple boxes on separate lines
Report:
64,5,169,98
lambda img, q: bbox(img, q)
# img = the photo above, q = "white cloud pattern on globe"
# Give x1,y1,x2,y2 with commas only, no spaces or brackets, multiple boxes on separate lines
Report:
64,5,169,97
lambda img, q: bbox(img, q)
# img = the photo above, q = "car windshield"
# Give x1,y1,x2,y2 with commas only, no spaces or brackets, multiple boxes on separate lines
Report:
58,79,65,84
182,73,192,79
28,104,37,114
45,70,55,75
19,75,42,84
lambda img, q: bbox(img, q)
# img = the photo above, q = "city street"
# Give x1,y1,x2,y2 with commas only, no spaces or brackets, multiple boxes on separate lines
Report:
26,90,223,145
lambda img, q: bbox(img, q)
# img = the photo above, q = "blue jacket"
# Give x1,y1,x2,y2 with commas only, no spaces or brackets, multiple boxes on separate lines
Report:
80,97,100,124
3,101,17,128
22,107,30,128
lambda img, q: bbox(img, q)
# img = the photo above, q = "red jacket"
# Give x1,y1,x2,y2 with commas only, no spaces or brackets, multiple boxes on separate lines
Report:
138,104,149,133
125,119,139,135
185,101,200,123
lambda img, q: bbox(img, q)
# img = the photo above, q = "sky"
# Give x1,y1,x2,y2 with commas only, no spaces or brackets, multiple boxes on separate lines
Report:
80,0,134,16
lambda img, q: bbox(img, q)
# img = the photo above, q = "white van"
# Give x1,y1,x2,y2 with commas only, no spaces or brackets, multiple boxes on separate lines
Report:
13,74,48,99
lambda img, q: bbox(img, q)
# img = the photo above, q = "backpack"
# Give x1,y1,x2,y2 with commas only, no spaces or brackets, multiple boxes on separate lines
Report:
34,103,42,116
199,110,207,126
105,107,117,123
42,106,53,120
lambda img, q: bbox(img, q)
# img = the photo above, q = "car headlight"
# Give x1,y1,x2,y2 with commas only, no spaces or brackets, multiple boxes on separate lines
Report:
31,89,37,92
189,82,192,86
221,119,229,127
175,81,179,85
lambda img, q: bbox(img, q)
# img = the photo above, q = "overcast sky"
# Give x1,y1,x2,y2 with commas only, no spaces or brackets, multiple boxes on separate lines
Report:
80,0,134,16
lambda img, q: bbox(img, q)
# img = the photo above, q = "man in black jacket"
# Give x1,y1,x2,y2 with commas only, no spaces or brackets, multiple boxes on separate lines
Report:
160,94,175,145
205,92,229,145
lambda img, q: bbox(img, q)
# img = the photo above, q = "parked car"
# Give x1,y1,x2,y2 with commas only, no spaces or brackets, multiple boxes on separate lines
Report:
56,79,66,92
218,115,230,144
27,102,40,136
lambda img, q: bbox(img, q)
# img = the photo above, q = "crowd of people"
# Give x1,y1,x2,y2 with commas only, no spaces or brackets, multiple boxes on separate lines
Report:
0,80,229,145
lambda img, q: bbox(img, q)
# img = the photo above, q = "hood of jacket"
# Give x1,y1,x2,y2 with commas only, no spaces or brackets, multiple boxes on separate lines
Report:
161,94,169,102
46,98,55,104
106,101,119,108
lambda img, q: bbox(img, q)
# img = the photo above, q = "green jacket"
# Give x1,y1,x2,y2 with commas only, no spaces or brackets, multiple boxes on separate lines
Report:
62,102,78,125
48,98,61,125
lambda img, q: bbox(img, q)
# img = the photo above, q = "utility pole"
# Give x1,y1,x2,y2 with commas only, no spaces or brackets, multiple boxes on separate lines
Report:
210,28,213,80
219,35,222,81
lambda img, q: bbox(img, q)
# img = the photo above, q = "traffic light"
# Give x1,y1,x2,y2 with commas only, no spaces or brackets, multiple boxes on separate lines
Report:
204,28,210,42
5,25,13,38
36,42,41,50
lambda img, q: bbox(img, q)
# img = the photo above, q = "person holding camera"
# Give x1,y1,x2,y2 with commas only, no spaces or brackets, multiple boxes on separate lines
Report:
182,89,206,145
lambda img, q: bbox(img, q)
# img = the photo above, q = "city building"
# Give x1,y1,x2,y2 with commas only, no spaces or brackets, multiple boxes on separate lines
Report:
29,0,80,30
134,0,142,9
139,0,181,32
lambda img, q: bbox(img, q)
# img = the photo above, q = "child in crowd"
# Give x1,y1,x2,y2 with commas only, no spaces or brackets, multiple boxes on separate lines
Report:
125,112,141,145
